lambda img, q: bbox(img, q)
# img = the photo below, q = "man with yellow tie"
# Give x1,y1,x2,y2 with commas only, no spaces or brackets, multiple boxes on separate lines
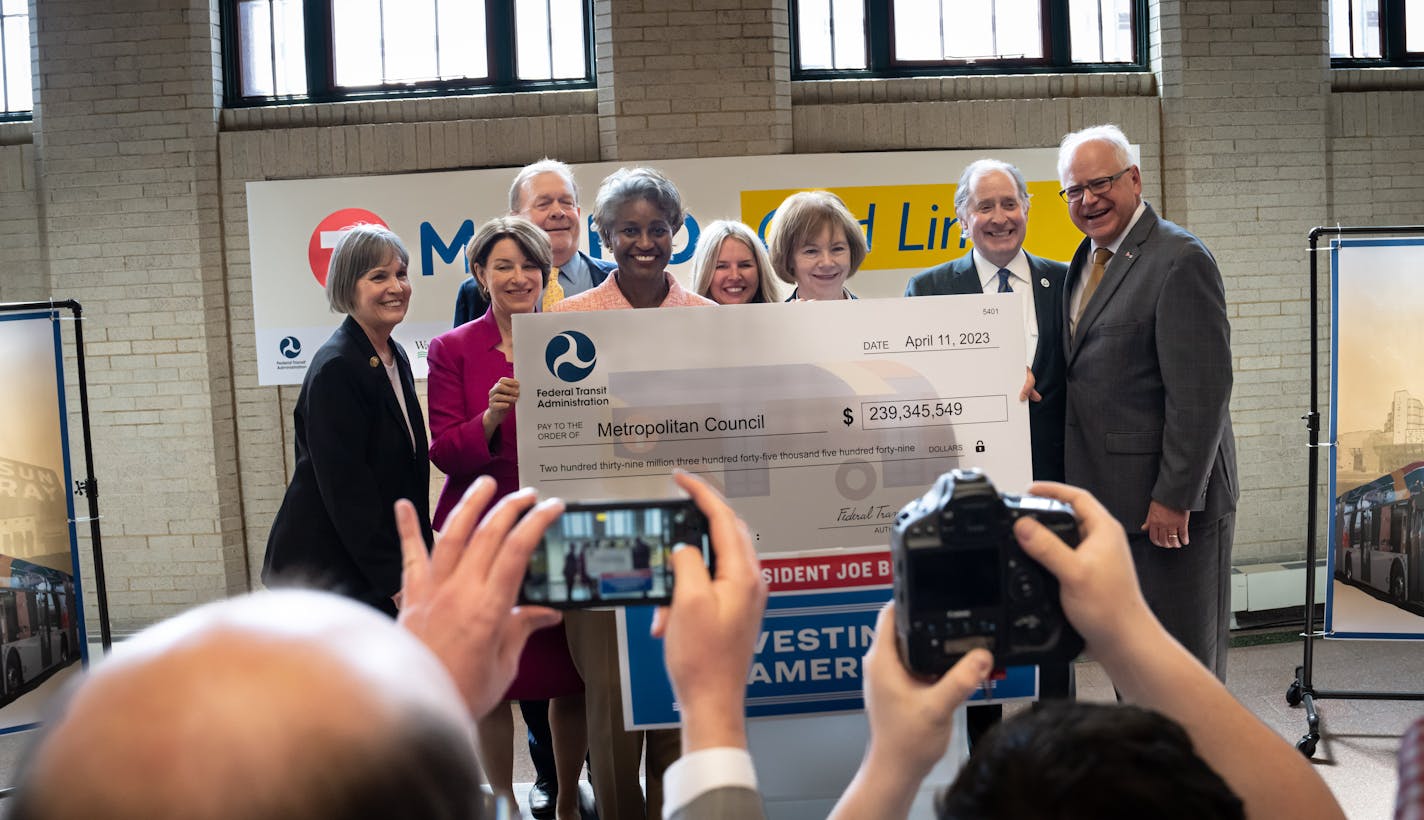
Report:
454,158,615,327
1057,124,1238,681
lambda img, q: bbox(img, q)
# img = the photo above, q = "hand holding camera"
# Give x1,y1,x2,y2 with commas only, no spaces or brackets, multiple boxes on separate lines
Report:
1011,480,1158,669
892,469,1084,676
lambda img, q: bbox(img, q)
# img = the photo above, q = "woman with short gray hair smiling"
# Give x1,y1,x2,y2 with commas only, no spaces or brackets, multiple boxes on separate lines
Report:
263,223,432,618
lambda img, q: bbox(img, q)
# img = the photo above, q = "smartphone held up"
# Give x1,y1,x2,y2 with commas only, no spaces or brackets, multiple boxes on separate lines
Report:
519,498,713,609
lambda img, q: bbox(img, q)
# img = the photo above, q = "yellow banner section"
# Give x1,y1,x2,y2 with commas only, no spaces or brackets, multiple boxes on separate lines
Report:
741,181,1083,272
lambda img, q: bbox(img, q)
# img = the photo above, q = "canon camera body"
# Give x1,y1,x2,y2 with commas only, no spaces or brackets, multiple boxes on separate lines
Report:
892,469,1083,675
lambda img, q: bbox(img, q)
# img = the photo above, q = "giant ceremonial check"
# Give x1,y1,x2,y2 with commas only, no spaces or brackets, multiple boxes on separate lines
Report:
513,296,1036,726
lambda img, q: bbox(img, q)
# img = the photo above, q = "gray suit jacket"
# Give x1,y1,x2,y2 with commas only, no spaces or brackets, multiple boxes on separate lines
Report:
667,786,766,820
1061,203,1238,530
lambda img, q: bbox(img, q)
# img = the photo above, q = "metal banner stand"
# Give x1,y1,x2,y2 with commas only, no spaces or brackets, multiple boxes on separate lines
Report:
1286,227,1424,758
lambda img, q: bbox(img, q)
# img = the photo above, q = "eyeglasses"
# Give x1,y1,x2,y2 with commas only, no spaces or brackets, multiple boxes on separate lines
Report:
1059,168,1132,203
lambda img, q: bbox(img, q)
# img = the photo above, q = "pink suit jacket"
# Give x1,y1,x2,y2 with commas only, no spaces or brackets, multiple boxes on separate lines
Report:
427,308,518,530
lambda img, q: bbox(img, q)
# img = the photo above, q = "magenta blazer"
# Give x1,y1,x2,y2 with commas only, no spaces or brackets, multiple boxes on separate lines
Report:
427,308,519,530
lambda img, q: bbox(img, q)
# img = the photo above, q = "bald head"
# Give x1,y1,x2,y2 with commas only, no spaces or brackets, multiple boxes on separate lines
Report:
13,590,484,820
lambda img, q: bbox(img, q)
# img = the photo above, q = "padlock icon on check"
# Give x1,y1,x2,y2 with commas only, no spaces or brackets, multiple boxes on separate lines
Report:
975,440,986,453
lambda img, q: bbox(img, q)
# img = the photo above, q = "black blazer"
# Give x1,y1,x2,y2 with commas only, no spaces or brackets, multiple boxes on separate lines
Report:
454,250,615,327
905,251,1068,482
263,315,432,616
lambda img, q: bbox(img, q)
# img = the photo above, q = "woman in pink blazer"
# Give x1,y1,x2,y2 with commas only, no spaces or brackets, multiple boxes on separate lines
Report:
427,216,585,820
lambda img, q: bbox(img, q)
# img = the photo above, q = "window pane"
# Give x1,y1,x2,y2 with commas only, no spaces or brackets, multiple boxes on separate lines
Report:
1407,0,1423,51
439,0,487,79
381,0,438,82
516,0,553,79
798,0,834,68
1329,0,1382,57
1358,0,1383,57
336,0,492,87
548,0,586,79
333,0,384,86
1069,0,1134,63
894,0,1042,62
892,2,940,60
2,10,31,112
238,1,274,96
830,0,867,68
272,0,307,95
238,0,306,97
798,0,866,69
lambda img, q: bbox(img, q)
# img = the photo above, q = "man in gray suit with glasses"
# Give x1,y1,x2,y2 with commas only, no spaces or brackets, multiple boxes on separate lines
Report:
1056,124,1238,680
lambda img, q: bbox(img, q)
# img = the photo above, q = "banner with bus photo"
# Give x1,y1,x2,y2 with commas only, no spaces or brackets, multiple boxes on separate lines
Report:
0,311,87,732
1327,237,1424,638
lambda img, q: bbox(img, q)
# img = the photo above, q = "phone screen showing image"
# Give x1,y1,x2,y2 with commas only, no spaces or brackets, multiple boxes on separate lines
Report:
519,499,711,608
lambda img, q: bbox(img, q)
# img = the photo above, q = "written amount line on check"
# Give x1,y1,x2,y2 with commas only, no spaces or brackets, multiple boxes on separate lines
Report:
533,447,962,483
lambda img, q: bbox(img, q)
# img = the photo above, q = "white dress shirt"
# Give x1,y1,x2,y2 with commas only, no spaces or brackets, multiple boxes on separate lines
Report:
662,747,759,819
973,248,1037,367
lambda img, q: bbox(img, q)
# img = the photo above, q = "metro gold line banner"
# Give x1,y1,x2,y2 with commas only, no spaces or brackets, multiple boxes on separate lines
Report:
740,180,1080,274
247,148,1076,385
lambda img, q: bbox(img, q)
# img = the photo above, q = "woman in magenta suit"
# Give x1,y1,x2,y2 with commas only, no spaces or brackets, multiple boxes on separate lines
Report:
427,216,585,820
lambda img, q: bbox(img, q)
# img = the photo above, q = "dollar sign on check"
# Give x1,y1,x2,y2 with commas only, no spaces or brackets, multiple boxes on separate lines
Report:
842,407,854,426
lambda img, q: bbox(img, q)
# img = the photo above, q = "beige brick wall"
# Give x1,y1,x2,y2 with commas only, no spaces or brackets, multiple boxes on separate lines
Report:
0,135,44,303
1155,0,1331,563
29,0,239,631
7,0,1424,630
595,0,791,160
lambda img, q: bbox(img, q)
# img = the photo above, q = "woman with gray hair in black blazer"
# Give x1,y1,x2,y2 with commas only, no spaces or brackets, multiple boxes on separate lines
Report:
263,224,432,617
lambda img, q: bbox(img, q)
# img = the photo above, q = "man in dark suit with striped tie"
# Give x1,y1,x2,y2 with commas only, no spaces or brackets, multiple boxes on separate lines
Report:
904,158,1072,741
905,159,1068,484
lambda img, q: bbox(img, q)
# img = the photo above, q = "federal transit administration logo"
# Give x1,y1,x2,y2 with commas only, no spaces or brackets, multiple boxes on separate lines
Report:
545,331,597,383
279,336,302,359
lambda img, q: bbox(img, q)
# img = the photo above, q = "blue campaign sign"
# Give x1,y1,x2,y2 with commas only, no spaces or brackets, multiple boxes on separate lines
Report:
621,586,1038,729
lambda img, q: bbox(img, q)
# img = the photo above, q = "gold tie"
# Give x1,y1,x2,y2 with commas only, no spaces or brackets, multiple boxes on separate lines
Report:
542,266,564,311
1074,247,1113,335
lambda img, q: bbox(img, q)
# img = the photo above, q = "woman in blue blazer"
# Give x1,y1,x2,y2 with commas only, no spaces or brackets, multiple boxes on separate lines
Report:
263,224,432,616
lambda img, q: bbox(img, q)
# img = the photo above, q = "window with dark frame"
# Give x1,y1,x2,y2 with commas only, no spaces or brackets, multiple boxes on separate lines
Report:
0,0,31,118
1330,0,1424,63
793,0,1144,77
223,0,594,107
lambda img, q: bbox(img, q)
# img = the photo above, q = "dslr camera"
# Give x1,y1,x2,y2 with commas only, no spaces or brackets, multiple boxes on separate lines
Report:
892,468,1083,676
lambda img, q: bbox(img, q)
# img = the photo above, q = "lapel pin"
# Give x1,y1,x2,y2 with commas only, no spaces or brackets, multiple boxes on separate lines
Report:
1040,277,1050,288
1123,250,1136,260
369,356,380,367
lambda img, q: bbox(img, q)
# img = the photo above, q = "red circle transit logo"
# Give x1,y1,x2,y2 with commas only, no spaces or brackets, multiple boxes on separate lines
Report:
307,208,389,285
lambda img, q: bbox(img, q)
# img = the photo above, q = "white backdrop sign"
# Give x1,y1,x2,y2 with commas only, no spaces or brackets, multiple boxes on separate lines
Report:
246,148,1078,385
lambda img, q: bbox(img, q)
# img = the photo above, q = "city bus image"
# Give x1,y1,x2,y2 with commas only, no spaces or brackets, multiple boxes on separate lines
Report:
0,554,80,707
1333,460,1424,615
